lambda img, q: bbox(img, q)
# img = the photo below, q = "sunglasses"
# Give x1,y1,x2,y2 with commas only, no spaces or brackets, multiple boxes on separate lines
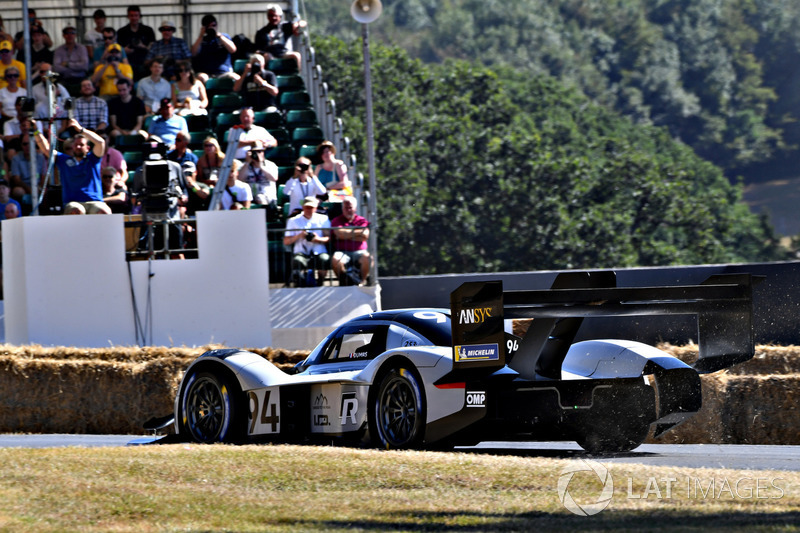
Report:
296,164,310,171
102,175,115,179
5,74,19,79
63,31,77,35
160,28,175,32
103,36,114,41
0,50,10,54
203,143,215,147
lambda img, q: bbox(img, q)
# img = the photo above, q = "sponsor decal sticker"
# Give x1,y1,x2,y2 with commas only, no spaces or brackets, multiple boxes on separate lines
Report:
454,343,500,362
457,307,494,325
466,391,485,407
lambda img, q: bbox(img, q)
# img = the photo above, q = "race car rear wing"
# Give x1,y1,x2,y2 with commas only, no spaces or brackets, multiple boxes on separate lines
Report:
450,271,759,378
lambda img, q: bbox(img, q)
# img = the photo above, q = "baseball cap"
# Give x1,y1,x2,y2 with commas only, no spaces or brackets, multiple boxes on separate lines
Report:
302,196,319,207
181,161,196,174
159,20,177,32
160,97,172,108
0,178,9,187
107,43,122,53
0,41,12,52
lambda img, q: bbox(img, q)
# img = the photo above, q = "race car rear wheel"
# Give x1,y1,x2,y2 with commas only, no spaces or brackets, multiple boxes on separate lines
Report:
370,366,426,450
179,370,244,443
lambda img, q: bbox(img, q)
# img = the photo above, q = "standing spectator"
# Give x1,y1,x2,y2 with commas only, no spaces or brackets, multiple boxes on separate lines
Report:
101,166,129,214
166,131,198,166
283,196,331,286
191,14,238,82
84,9,107,57
13,9,53,52
233,53,278,112
117,5,156,80
91,28,129,71
283,157,325,216
0,67,22,121
240,147,278,209
92,44,134,99
136,57,172,114
53,26,90,82
171,61,208,116
72,78,108,133
230,106,276,160
16,25,53,77
9,133,46,207
0,41,26,90
147,20,191,79
254,4,306,69
330,196,371,285
108,78,145,138
314,140,352,201
145,98,188,148
220,159,252,210
0,178,21,220
32,118,111,214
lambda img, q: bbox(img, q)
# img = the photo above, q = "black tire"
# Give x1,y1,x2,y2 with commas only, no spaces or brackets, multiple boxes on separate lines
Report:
369,366,426,450
179,370,245,443
575,386,654,454
575,418,650,454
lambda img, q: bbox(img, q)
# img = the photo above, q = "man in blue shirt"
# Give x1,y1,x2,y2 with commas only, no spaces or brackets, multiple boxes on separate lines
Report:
190,14,238,82
32,118,111,214
146,98,188,149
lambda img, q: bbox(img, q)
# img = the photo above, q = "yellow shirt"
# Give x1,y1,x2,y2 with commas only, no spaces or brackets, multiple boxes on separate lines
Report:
0,60,26,90
92,63,133,96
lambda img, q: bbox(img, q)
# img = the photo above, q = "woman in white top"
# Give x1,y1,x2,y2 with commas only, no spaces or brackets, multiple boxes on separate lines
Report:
171,60,208,116
284,157,326,216
0,67,22,121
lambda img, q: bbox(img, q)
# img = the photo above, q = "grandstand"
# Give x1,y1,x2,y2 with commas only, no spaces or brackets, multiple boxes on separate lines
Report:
3,0,367,287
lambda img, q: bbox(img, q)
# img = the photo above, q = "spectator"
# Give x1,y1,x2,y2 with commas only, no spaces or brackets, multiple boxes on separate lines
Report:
314,141,352,201
53,26,90,82
144,98,188,149
195,135,224,187
330,196,371,286
181,160,209,216
283,196,331,286
166,131,198,166
84,9,107,57
72,78,108,134
100,132,128,178
233,53,278,112
0,41,26,90
240,146,278,210
2,98,29,154
283,157,325,216
191,14,238,82
147,20,191,78
254,4,306,69
136,57,172,114
16,25,53,77
171,61,208,116
0,67,22,121
230,106,276,160
220,159,252,210
117,5,156,79
33,118,111,214
108,78,145,137
14,9,53,52
9,133,45,207
91,44,134,99
101,166,129,214
0,178,20,220
91,28,129,71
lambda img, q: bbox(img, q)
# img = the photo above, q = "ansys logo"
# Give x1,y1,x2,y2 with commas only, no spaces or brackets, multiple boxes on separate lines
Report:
557,459,614,516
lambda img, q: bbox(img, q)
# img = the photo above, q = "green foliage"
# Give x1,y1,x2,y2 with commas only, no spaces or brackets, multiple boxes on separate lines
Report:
312,36,788,276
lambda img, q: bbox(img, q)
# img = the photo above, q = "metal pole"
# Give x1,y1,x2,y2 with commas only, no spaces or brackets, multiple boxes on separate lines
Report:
21,0,38,214
362,22,379,286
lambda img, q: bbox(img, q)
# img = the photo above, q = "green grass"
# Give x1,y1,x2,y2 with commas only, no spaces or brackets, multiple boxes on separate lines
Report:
0,444,797,532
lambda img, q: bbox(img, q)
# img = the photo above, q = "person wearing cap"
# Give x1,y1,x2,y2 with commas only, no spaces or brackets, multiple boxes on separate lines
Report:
53,26,90,82
117,5,156,80
254,4,307,70
283,195,332,286
220,159,252,210
92,43,134,98
0,177,21,220
166,131,198,166
0,41,26,90
146,20,191,78
91,28,129,71
283,156,325,216
72,78,108,134
84,10,107,56
191,14,238,82
144,98,188,149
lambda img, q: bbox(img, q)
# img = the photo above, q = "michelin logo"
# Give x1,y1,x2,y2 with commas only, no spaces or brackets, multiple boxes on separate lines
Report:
455,343,500,362
458,307,494,325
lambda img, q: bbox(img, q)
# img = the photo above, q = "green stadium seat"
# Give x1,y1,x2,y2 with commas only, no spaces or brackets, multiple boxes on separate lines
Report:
123,151,144,168
276,75,305,93
297,144,321,164
185,114,210,132
254,110,284,128
114,134,144,151
277,165,294,182
193,149,205,159
279,91,312,111
234,59,249,74
214,112,241,139
188,130,215,150
210,93,243,115
291,127,325,150
277,183,286,204
267,57,298,75
268,128,290,145
285,109,318,130
205,77,235,100
264,145,296,166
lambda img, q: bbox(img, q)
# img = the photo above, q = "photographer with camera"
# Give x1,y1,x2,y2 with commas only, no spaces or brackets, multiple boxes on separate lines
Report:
117,5,156,80
283,156,326,217
231,106,276,160
241,146,279,213
283,196,331,287
191,14,238,83
91,44,133,99
220,159,252,210
233,53,278,113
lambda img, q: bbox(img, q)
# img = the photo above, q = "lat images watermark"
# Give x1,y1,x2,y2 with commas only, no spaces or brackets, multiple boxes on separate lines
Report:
558,459,786,516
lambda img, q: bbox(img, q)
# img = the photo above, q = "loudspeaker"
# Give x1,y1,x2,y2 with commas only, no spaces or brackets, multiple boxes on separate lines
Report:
351,0,382,24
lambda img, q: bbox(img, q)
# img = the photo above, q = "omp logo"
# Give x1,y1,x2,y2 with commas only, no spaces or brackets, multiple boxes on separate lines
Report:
340,392,359,425
458,307,493,325
558,459,614,516
466,391,485,407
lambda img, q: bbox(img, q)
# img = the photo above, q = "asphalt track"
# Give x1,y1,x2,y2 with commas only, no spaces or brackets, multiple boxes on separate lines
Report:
0,434,798,471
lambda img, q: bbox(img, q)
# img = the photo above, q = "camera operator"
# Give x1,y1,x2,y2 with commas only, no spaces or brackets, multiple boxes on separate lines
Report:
91,44,133,99
233,53,278,113
117,5,156,80
191,14,238,83
241,147,278,215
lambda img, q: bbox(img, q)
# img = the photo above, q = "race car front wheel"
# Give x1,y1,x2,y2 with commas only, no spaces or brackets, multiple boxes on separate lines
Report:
370,366,426,450
179,370,244,443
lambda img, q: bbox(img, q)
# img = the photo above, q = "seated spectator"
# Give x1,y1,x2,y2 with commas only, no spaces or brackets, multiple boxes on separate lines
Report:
136,57,172,114
166,131,198,166
283,157,325,216
14,9,53,53
0,178,21,220
117,5,156,80
230,106,276,160
314,141,352,201
84,9,107,57
91,28,129,72
181,160,208,216
108,78,145,137
0,67,22,121
16,25,53,79
100,132,128,178
283,196,331,287
147,20,191,79
171,61,208,116
144,98,188,149
9,133,45,207
71,78,108,134
2,98,30,156
331,196,371,286
195,135,224,187
91,44,134,99
240,147,278,210
220,159,252,210
233,53,278,112
0,41,26,90
52,26,89,82
254,4,306,69
101,166,129,213
191,14,238,82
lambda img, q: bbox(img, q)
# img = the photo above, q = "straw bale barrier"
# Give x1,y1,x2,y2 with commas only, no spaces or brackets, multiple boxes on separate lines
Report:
0,343,797,443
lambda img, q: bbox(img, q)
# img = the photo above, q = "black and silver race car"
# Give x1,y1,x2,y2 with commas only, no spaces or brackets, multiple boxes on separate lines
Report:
161,271,758,453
